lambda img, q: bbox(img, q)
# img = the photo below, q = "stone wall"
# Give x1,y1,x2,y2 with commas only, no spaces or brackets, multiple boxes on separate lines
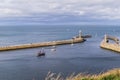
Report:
0,38,85,51
100,41,120,53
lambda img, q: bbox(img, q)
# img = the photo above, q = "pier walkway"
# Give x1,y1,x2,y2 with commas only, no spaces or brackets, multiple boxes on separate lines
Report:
0,37,85,51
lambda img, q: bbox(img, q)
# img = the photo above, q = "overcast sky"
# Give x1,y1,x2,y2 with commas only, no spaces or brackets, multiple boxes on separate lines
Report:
0,0,120,24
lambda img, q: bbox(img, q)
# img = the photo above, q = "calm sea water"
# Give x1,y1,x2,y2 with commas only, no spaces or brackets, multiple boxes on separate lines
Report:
0,25,120,80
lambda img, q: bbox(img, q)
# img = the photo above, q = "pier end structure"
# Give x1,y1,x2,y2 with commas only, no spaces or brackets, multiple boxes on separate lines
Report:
100,35,120,53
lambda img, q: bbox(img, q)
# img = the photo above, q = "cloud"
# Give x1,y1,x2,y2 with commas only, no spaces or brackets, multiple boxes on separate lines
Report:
0,8,23,17
0,0,120,21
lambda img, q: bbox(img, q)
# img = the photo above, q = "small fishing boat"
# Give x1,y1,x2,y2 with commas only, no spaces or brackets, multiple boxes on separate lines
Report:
51,48,56,51
37,48,45,57
52,45,56,48
51,46,56,51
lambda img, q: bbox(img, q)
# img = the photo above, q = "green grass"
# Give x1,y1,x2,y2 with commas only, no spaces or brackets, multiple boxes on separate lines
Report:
45,68,120,80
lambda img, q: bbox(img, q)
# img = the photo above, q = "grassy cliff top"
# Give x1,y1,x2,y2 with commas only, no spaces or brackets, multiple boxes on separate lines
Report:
45,68,120,80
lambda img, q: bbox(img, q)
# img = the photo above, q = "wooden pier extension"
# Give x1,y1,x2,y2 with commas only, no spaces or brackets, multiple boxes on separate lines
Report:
0,37,85,51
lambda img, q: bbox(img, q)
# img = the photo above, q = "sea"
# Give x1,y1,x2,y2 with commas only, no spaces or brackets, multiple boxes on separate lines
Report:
0,24,120,80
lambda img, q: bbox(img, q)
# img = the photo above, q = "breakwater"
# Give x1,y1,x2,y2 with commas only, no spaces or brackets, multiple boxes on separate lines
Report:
0,37,85,51
100,41,120,52
100,35,120,52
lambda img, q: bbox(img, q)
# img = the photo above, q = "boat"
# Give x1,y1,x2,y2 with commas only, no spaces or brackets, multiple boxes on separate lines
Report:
51,46,56,51
37,48,45,57
51,48,56,51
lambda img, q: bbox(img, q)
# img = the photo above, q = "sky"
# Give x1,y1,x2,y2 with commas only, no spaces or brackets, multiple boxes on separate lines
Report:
0,0,120,25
